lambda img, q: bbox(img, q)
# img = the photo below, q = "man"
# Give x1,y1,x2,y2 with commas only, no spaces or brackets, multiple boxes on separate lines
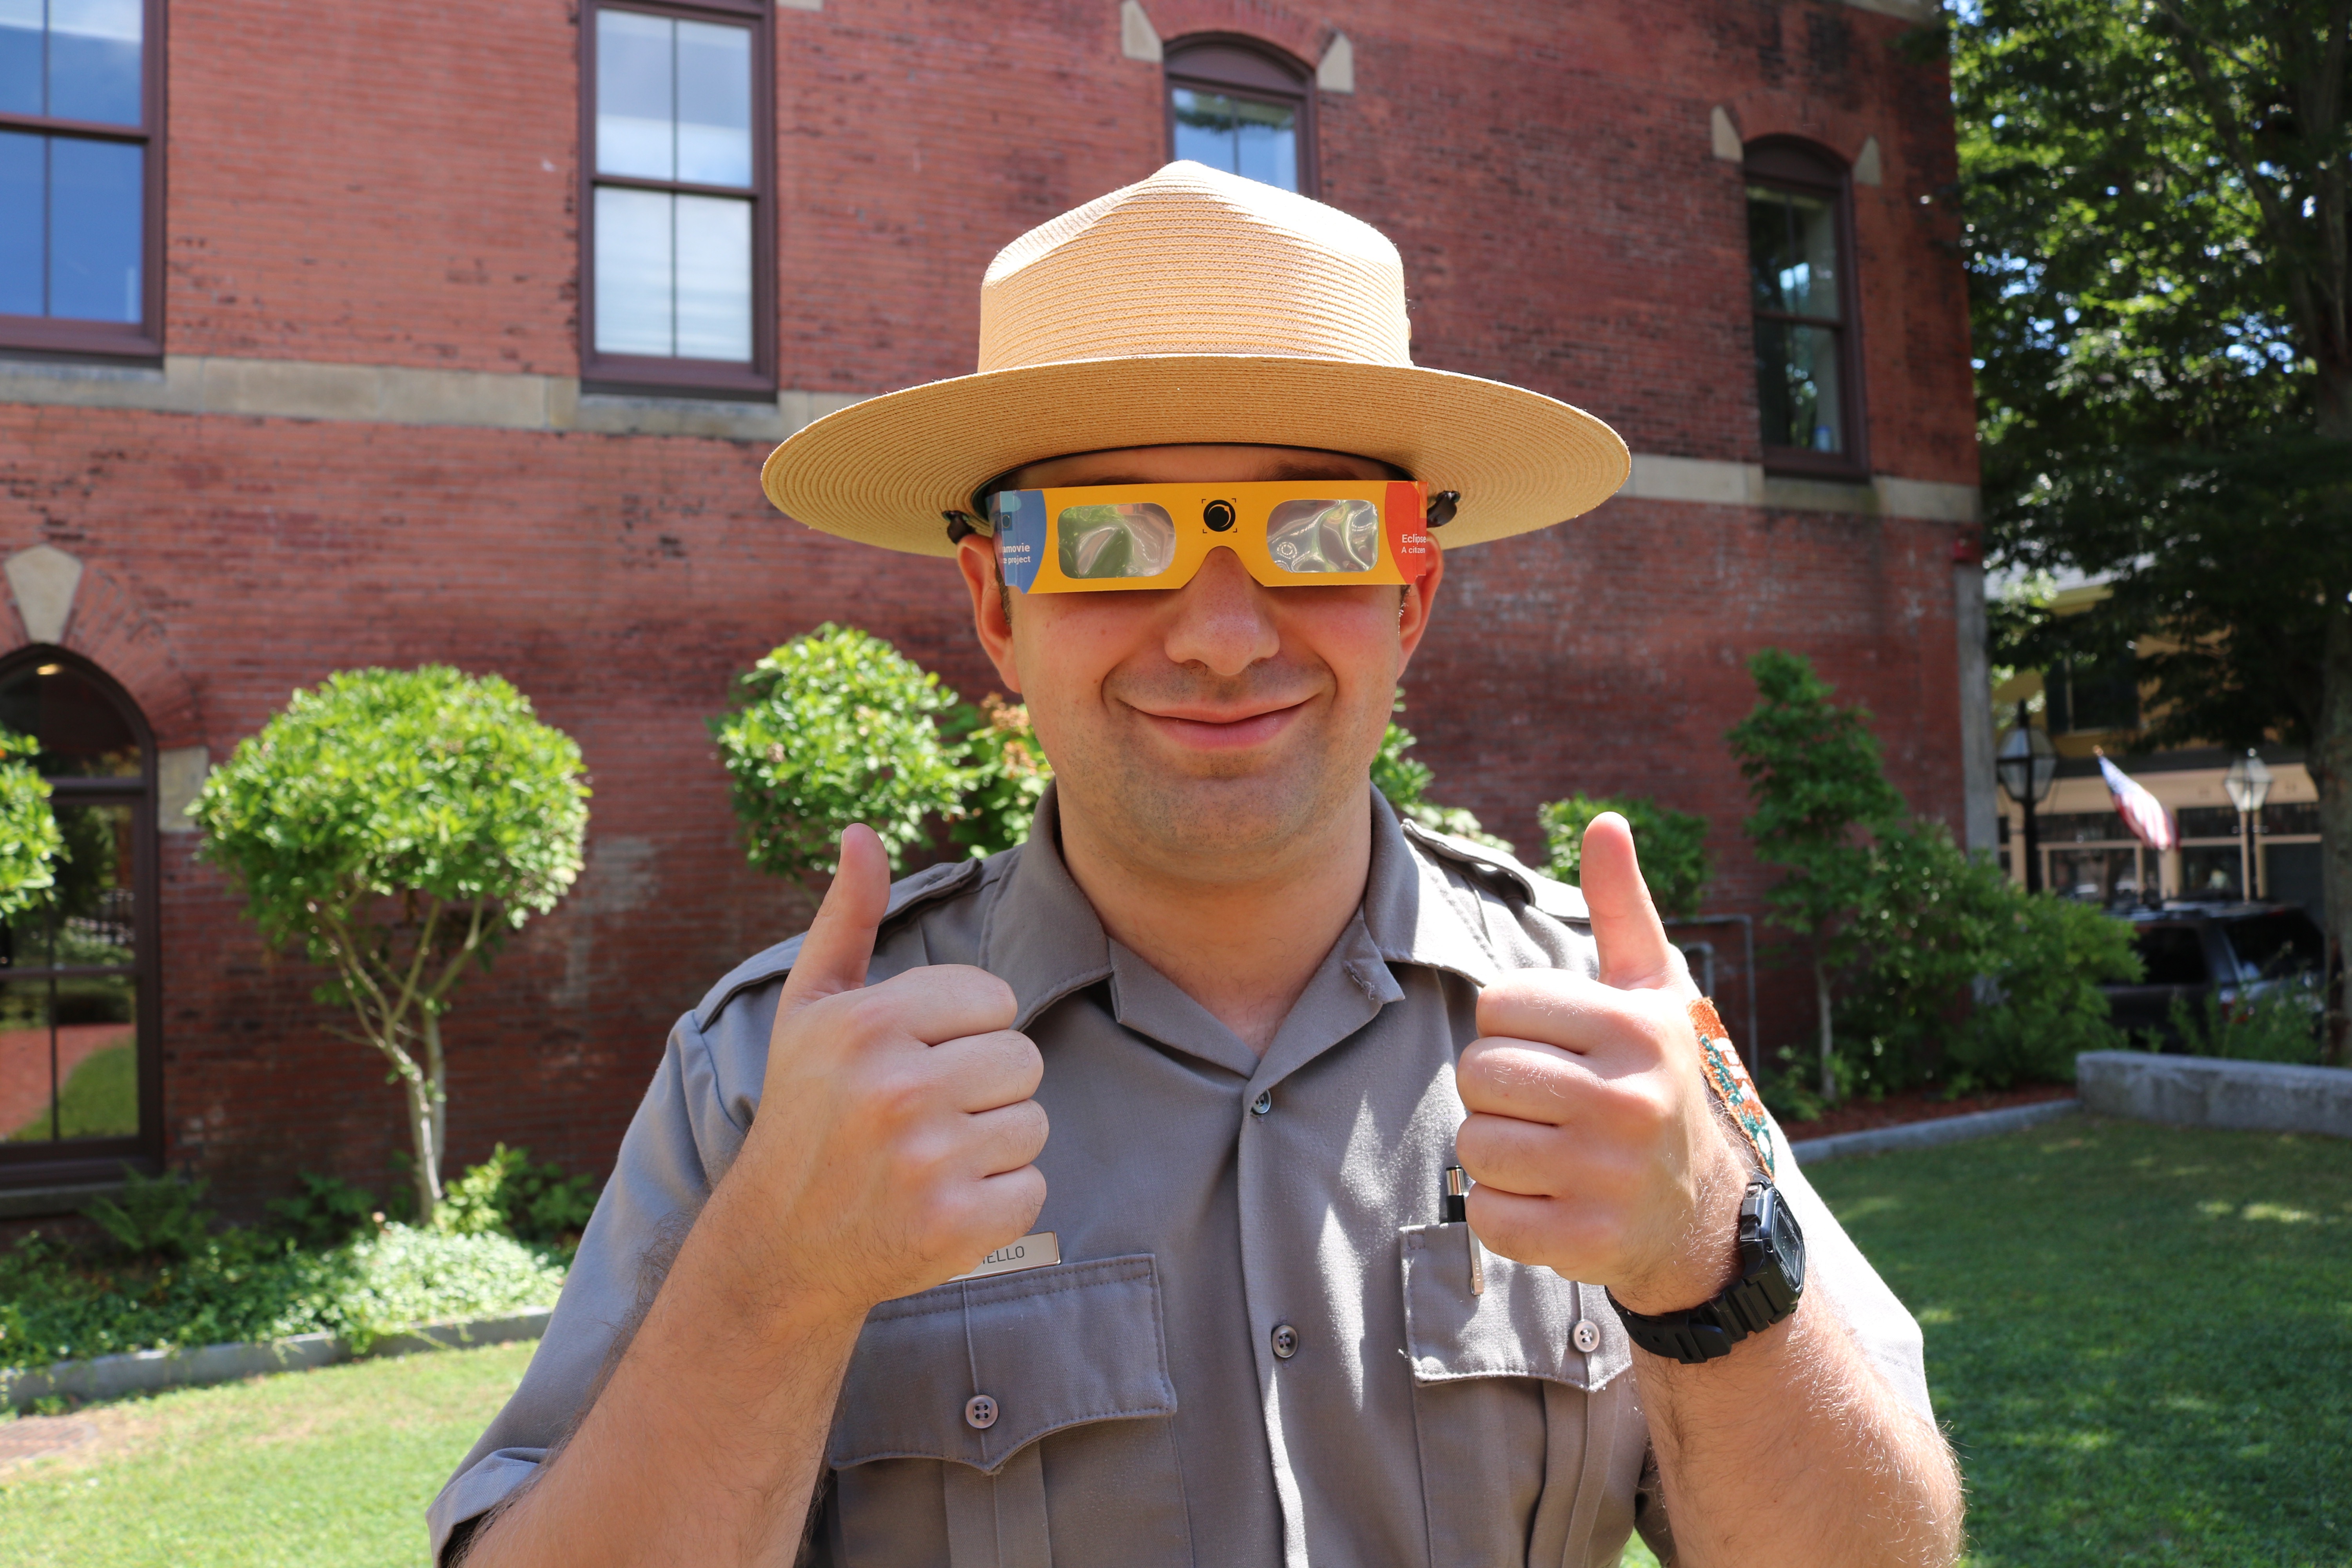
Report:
434,162,1962,1567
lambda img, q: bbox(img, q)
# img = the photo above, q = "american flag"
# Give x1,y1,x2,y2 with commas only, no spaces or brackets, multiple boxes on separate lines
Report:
2098,754,2176,851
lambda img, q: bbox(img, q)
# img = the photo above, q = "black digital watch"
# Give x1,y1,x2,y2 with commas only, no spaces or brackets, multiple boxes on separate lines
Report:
1608,1181,1806,1365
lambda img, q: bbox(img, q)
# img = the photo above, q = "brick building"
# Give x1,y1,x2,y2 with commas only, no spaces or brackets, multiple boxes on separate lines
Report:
0,0,1980,1215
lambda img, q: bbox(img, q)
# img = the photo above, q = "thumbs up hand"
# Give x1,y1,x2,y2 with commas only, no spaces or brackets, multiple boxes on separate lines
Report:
1454,813,1749,1316
736,825,1048,1319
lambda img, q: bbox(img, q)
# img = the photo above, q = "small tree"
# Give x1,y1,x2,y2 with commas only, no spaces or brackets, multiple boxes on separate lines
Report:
0,729,62,917
710,624,977,886
1724,649,1905,1103
193,668,589,1220
1373,691,1511,851
1538,793,1711,919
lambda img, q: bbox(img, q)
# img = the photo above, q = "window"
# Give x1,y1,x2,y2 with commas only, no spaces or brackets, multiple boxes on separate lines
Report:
581,0,773,396
1745,140,1863,474
0,0,162,358
0,650,158,1189
1165,37,1314,196
2131,926,2210,987
2045,650,2138,735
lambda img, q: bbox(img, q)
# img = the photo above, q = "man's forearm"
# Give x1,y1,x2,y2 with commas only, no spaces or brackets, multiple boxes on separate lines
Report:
459,1181,867,1568
1636,1293,1963,1568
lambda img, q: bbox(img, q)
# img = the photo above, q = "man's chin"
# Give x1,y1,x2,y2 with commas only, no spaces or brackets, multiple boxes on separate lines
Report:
1074,760,1362,873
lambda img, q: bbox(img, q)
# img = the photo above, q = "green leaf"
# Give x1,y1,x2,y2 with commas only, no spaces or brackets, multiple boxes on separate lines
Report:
191,668,590,959
1537,793,1712,919
0,728,62,919
708,625,981,885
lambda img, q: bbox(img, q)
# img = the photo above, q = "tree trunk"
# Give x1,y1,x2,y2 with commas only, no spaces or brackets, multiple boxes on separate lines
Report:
1815,949,1838,1104
424,1008,448,1174
405,1063,444,1222
2318,603,2352,1066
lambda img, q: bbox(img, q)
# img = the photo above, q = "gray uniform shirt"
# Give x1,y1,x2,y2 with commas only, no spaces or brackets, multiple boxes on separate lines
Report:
430,789,1931,1568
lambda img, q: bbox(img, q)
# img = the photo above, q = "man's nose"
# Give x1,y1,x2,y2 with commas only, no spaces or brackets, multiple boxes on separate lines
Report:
1161,548,1279,677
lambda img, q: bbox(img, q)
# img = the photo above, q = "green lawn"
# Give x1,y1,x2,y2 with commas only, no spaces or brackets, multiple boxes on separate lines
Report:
8,1042,136,1142
0,1340,534,1567
0,1121,2341,1567
1809,1118,2350,1568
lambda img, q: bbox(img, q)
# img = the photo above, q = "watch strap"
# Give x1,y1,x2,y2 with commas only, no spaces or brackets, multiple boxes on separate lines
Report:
1607,1183,1804,1365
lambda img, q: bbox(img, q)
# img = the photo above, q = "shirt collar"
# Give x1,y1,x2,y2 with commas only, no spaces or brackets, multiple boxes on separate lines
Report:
979,782,1503,1048
980,784,1116,1033
1360,789,1503,990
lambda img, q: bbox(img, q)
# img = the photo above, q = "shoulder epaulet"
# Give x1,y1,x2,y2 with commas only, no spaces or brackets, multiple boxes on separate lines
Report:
1399,817,1590,924
691,855,991,1027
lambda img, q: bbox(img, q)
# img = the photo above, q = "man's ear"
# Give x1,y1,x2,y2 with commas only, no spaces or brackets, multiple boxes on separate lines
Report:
955,533,1024,694
1396,543,1445,668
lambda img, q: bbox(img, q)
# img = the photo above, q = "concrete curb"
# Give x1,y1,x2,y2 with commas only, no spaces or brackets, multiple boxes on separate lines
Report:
1789,1098,2080,1165
2077,1052,2352,1138
0,1308,552,1411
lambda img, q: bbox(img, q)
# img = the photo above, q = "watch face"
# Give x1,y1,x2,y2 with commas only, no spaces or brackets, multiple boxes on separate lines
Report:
1769,1193,1806,1285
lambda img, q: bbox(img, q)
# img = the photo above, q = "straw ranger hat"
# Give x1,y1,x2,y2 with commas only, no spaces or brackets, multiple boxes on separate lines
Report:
760,161,1628,555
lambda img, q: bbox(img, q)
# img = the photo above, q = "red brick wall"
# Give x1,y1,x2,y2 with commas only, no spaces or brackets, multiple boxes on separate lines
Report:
0,0,1975,1209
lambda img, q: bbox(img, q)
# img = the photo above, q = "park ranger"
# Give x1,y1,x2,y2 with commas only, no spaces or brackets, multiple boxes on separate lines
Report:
432,162,1963,1567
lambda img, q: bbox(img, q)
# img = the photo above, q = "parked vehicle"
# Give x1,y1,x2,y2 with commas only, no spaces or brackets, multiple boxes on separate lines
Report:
2100,902,2325,1045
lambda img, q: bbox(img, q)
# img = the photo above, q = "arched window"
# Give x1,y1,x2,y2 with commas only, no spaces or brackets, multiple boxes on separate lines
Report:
1744,138,1865,474
0,649,158,1191
1165,36,1316,196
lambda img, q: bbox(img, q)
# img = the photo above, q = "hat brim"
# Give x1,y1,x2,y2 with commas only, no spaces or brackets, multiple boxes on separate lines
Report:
760,355,1630,558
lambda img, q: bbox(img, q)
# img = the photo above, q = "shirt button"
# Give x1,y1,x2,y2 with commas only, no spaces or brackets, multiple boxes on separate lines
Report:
1271,1323,1299,1359
964,1394,998,1430
1250,1091,1273,1117
1572,1319,1602,1354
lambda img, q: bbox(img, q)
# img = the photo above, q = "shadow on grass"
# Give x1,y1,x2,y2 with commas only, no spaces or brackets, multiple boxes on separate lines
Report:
1810,1119,2350,1568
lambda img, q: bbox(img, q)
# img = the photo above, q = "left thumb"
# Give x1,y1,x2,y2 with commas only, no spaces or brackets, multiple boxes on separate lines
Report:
1578,813,1682,991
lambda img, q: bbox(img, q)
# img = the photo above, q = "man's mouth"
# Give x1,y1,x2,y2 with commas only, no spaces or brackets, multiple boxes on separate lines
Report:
1126,695,1313,751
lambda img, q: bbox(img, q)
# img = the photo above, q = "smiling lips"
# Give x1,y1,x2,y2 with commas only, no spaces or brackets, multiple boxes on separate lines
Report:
1129,695,1314,751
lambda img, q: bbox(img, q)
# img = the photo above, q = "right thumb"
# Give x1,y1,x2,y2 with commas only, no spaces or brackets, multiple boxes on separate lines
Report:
782,824,891,1008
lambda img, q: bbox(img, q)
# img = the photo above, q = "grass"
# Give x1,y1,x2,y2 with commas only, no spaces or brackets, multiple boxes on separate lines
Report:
0,1121,2341,1567
1808,1118,2350,1568
7,1042,136,1142
0,1339,536,1567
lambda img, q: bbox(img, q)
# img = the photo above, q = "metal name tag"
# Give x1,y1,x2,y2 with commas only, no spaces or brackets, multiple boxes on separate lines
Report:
949,1231,1061,1282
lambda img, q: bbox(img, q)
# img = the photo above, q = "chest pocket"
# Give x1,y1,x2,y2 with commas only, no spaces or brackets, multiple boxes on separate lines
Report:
1399,1225,1646,1568
820,1254,1189,1568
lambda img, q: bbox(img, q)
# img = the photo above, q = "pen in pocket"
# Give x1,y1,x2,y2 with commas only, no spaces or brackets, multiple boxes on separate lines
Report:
1444,1165,1484,1296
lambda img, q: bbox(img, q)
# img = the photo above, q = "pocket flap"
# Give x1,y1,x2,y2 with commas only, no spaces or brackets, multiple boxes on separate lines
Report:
829,1254,1176,1474
1399,1224,1630,1391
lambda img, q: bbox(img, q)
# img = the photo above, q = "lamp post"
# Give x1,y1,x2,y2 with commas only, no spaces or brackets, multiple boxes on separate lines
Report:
2223,749,2274,902
1995,702,2059,893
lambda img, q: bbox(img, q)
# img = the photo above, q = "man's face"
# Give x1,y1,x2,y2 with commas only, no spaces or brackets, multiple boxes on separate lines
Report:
955,444,1445,878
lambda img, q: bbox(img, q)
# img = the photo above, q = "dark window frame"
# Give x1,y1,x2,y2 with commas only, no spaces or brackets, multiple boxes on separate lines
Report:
0,646,162,1193
1744,137,1867,480
0,0,168,361
578,0,776,399
2045,648,2140,736
1163,34,1318,198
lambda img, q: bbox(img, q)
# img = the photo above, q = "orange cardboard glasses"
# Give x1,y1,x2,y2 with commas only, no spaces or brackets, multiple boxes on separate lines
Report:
978,481,1454,594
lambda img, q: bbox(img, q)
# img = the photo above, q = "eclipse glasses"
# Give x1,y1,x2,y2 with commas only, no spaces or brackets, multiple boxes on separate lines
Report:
964,481,1459,595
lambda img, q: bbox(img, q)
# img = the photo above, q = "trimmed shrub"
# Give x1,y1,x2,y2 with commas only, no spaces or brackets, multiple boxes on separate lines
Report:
1538,793,1712,918
711,624,976,884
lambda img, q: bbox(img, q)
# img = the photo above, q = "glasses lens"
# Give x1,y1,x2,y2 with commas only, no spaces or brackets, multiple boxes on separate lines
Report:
1265,499,1381,574
1056,503,1178,580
